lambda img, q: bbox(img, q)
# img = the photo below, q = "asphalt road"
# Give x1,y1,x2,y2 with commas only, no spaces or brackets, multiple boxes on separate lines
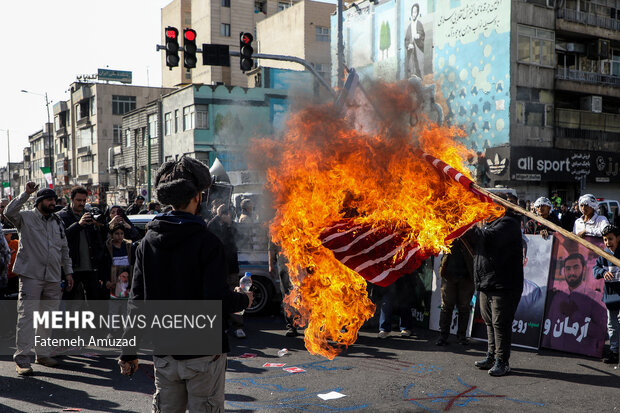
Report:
0,314,618,412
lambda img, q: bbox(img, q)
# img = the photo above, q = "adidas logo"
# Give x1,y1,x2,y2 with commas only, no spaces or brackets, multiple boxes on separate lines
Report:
487,153,507,175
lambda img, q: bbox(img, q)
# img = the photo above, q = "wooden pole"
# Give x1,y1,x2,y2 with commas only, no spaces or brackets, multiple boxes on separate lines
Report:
472,184,620,268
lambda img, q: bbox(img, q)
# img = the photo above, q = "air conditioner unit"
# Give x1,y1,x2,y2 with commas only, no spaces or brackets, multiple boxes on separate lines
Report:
580,96,603,113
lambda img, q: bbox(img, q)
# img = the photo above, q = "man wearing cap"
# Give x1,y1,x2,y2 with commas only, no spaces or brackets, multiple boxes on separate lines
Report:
4,182,74,375
574,194,609,238
524,197,561,239
118,156,252,412
125,195,145,215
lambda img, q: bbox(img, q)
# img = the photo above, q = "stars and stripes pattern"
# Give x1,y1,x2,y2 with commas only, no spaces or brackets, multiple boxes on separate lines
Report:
318,153,493,286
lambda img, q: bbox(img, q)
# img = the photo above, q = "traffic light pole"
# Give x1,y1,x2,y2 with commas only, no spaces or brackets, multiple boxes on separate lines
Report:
156,44,336,97
228,51,336,98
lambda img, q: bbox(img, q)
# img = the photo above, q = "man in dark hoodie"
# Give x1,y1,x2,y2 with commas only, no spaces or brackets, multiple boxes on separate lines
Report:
461,196,524,377
118,156,252,412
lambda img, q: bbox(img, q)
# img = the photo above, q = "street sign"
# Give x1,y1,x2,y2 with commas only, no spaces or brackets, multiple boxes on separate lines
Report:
203,44,230,67
97,69,132,84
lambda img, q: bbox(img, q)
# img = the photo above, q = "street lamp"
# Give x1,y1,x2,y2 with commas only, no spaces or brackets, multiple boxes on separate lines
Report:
21,89,54,187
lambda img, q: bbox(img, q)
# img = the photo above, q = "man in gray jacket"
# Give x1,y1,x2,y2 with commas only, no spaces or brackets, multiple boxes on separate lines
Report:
5,182,74,375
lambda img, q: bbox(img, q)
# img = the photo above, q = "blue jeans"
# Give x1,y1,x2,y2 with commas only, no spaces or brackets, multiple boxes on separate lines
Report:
608,307,620,353
378,290,413,332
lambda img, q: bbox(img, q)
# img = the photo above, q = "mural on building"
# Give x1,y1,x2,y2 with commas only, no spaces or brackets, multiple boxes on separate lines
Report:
434,0,511,151
333,0,510,151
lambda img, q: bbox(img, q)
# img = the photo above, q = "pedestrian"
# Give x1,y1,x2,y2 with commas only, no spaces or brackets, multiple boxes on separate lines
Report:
125,195,145,215
0,198,14,229
4,182,74,375
524,197,561,239
106,205,140,241
58,186,105,302
573,194,609,238
436,238,474,346
461,195,524,376
559,203,577,232
208,204,246,339
593,225,620,364
0,222,10,297
376,273,414,339
238,198,254,223
102,225,135,338
269,241,300,337
118,156,252,412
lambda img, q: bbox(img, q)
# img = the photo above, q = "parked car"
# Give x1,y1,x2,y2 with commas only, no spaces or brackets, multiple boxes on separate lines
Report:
126,214,281,314
597,198,620,223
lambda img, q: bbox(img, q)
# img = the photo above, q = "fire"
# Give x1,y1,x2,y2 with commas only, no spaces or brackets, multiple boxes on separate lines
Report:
252,80,503,359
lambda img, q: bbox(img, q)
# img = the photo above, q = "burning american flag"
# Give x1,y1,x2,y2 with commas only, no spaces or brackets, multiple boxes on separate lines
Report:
252,80,503,359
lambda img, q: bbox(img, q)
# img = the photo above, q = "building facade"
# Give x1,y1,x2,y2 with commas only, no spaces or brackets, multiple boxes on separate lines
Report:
336,0,620,203
28,124,53,191
52,82,174,203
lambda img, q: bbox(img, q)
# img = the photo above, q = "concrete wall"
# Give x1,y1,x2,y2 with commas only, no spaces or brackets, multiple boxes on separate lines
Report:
162,0,192,87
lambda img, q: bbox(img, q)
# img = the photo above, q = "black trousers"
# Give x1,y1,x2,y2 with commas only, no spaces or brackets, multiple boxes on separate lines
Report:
479,289,522,362
63,270,100,301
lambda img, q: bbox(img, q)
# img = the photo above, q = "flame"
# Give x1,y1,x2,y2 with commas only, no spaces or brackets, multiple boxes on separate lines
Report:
252,80,503,359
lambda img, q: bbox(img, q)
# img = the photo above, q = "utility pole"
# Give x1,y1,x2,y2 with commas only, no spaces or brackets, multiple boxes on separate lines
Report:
337,0,344,88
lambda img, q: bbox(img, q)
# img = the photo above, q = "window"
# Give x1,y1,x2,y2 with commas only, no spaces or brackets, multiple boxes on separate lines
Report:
113,125,123,144
313,63,328,79
184,12,192,25
221,23,231,37
91,125,97,145
278,1,291,11
165,112,172,135
183,106,195,130
112,95,136,115
125,130,131,147
175,109,180,133
148,114,158,139
196,105,209,129
90,96,96,116
222,0,230,6
255,0,266,13
517,25,554,67
316,26,329,42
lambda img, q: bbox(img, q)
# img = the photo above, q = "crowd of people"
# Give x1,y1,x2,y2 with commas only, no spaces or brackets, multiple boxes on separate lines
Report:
1,175,619,410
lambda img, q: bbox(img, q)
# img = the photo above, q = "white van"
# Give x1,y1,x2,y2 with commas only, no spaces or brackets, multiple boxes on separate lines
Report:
597,198,619,222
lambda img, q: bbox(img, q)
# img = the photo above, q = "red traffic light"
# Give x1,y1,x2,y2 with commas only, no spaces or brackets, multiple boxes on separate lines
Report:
184,29,196,41
166,29,178,39
240,32,253,45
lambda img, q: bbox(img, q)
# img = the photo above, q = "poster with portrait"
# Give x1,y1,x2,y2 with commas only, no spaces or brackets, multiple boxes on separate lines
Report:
470,234,554,349
512,235,553,348
403,0,433,80
540,233,607,358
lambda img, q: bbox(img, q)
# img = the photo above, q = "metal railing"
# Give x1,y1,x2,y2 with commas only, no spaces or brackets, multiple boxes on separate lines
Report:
556,67,620,87
557,7,620,31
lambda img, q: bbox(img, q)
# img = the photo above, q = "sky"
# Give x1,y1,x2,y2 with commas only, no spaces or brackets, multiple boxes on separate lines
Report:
0,0,174,166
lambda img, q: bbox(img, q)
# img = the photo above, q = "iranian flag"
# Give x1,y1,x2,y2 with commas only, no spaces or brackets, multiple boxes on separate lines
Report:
40,167,53,189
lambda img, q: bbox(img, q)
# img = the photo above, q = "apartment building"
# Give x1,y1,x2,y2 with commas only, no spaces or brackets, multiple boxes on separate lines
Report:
52,82,174,203
27,124,53,191
0,162,21,199
256,0,336,81
337,0,620,201
161,0,302,88
108,101,163,205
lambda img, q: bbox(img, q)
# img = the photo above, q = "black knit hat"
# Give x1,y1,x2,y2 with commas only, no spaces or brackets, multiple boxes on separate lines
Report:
155,156,211,206
35,188,57,206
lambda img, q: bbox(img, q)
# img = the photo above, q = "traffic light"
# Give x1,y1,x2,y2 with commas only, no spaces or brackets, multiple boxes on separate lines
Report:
183,28,197,69
239,32,254,72
165,27,180,69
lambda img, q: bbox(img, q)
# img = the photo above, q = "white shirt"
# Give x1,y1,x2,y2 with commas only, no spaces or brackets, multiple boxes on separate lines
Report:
572,213,609,237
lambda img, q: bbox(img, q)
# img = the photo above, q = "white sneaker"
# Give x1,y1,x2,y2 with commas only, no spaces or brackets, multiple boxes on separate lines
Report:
377,331,389,339
234,329,246,339
400,329,412,337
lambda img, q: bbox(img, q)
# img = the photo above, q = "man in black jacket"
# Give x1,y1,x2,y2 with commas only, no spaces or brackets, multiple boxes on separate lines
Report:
58,186,104,301
119,156,252,412
462,201,524,377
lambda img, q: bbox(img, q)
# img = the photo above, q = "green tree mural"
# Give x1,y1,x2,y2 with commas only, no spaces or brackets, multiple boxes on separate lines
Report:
379,21,391,59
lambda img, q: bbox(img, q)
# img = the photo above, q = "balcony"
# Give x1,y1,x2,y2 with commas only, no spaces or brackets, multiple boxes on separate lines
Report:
555,108,620,142
556,67,620,87
76,117,91,129
55,126,67,136
557,7,620,31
